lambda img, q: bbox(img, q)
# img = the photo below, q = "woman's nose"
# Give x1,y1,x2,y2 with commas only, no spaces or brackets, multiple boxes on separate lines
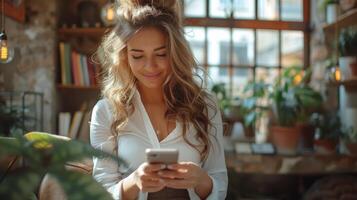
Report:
144,56,157,69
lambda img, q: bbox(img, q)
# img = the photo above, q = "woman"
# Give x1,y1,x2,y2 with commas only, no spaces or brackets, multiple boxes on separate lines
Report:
90,0,228,199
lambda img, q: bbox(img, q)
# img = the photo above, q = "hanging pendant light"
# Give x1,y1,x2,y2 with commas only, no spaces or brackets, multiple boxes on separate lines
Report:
0,0,14,64
101,0,117,26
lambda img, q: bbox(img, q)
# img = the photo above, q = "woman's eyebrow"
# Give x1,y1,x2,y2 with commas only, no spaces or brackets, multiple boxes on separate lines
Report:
129,45,166,52
154,45,166,51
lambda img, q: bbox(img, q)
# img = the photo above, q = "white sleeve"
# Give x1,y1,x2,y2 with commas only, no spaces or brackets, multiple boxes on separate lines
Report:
190,96,228,200
90,99,124,200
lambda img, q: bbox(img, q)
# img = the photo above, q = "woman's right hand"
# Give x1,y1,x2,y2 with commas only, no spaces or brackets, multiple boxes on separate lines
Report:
132,162,166,193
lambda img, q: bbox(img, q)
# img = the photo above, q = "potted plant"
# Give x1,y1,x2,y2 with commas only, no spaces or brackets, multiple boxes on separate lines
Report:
270,67,323,155
319,0,339,24
339,25,357,78
240,80,270,139
341,126,357,155
0,131,126,199
310,112,342,155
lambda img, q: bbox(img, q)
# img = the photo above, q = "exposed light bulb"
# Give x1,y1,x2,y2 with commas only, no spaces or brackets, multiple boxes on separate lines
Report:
101,2,116,26
0,31,14,64
334,66,341,81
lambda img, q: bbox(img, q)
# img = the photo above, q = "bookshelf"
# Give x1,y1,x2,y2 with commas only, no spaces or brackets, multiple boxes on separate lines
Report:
58,27,109,37
56,0,109,141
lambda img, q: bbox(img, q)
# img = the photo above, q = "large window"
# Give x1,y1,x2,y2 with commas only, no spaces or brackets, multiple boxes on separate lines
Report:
184,0,309,98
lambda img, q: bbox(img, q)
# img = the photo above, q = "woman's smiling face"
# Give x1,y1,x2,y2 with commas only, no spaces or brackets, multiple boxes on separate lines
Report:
127,26,171,90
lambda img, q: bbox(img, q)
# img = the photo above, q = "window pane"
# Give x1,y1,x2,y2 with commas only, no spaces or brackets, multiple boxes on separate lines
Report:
258,0,279,20
256,68,279,85
233,29,254,66
184,0,206,17
281,0,303,21
207,66,230,95
233,0,255,19
281,31,303,67
257,30,279,67
184,27,206,64
209,0,231,18
207,28,231,65
232,68,253,98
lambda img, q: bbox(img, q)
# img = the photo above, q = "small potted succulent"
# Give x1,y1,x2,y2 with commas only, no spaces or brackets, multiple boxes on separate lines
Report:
339,25,357,78
319,0,339,24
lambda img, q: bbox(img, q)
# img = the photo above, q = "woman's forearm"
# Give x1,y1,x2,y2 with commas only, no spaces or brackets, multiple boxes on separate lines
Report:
194,172,213,199
122,173,140,200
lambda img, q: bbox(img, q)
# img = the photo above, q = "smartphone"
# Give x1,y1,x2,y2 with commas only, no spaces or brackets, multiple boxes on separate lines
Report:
145,148,179,165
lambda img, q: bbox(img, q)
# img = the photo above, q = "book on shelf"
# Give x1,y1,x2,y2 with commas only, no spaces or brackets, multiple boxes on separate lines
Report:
58,112,71,137
58,110,92,142
59,42,99,86
68,111,84,139
77,111,91,143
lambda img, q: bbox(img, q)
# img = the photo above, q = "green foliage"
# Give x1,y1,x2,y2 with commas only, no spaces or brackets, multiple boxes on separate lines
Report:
318,0,338,13
211,83,232,111
339,25,357,57
0,132,127,200
310,112,342,140
271,67,323,127
240,81,270,127
0,100,23,137
341,127,357,143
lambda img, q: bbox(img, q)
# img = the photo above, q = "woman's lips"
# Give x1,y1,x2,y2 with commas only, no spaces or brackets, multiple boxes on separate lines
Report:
143,72,161,79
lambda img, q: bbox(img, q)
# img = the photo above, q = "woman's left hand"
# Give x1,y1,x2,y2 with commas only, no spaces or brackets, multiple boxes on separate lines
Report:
157,162,208,189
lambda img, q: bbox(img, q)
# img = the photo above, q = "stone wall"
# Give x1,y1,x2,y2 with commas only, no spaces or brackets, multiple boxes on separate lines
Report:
310,0,339,110
0,0,57,133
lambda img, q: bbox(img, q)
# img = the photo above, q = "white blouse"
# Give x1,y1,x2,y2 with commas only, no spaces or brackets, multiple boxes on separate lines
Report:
90,89,228,200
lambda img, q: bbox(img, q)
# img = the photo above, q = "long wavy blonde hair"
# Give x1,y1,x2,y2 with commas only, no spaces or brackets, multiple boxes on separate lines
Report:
97,0,216,161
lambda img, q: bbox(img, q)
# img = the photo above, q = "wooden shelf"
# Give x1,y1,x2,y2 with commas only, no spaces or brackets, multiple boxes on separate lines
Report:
328,78,357,90
58,27,111,37
323,8,357,33
57,84,100,91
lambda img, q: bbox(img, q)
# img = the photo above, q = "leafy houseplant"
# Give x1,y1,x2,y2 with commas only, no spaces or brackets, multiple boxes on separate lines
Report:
0,132,126,200
211,83,232,113
341,127,357,155
339,26,357,77
310,112,342,154
270,67,323,155
339,26,357,57
240,80,270,138
0,100,23,137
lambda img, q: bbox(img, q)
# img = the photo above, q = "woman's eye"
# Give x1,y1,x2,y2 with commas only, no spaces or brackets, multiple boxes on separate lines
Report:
132,55,143,59
156,53,166,57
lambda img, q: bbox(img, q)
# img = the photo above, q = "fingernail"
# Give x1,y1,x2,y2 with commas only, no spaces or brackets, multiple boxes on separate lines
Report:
158,171,163,175
167,165,174,169
161,164,166,169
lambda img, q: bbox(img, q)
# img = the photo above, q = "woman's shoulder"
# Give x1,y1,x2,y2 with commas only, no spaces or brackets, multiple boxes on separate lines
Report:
92,98,113,120
93,98,111,111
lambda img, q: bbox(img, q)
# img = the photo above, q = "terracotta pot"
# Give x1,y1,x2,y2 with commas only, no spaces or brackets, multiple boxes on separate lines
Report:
271,126,301,155
314,139,338,155
350,62,357,77
346,143,357,155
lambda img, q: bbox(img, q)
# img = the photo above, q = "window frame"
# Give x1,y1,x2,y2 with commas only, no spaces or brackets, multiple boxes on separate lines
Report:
183,0,310,96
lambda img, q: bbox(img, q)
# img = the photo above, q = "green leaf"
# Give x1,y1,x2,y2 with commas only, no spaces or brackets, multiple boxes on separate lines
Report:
0,137,21,157
52,170,114,200
0,169,42,199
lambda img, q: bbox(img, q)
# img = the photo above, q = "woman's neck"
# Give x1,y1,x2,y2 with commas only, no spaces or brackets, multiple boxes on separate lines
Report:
138,85,164,104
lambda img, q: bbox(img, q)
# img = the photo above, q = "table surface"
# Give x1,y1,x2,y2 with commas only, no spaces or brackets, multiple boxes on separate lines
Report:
225,152,357,175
